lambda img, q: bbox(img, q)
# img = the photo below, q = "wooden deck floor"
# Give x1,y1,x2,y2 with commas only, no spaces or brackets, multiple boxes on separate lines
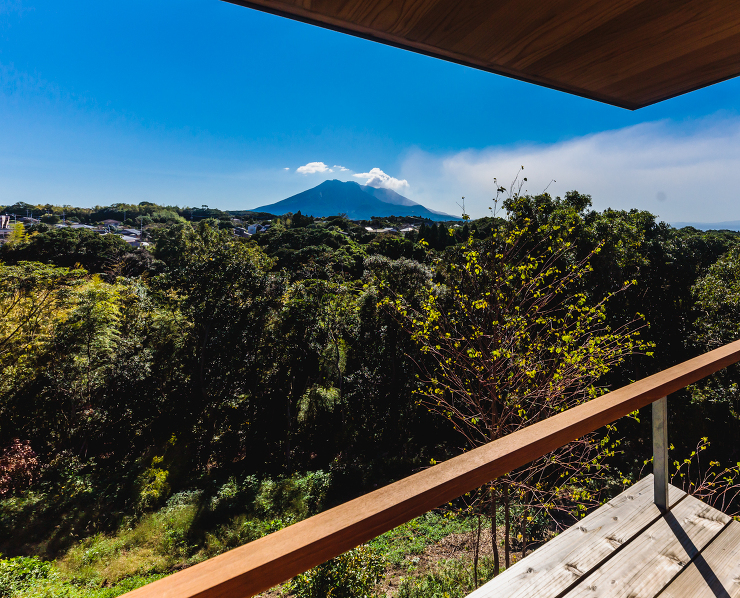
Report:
468,475,740,598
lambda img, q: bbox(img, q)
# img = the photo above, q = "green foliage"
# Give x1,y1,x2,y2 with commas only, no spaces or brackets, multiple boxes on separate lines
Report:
0,200,216,227
253,471,332,519
289,545,386,598
198,471,332,555
395,556,498,598
135,456,171,512
693,245,740,350
367,236,425,261
688,246,740,421
298,386,340,424
0,555,51,597
386,216,649,518
0,261,83,372
368,512,470,566
4,191,740,597
291,211,315,228
256,226,367,279
0,228,131,273
58,497,199,584
0,557,165,598
5,223,28,246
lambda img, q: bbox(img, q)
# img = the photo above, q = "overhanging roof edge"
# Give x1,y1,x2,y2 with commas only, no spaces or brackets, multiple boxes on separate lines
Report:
223,0,643,110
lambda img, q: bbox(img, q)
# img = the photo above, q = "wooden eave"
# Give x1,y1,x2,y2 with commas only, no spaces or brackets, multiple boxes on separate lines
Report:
223,0,740,109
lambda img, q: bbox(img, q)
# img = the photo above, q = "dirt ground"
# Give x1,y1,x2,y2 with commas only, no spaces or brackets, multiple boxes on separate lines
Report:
378,527,523,597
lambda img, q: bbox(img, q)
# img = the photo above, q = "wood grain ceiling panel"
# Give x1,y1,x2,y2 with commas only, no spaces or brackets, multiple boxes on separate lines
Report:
528,1,740,88
465,1,644,69
223,0,740,108
600,31,740,106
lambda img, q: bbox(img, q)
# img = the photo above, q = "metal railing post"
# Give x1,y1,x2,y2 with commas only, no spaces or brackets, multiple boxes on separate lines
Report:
652,396,669,511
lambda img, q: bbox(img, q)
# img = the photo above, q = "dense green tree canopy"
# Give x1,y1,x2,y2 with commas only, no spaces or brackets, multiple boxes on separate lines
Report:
2,193,740,575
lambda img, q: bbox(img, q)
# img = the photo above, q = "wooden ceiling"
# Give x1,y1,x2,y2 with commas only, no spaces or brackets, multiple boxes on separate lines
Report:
223,0,740,109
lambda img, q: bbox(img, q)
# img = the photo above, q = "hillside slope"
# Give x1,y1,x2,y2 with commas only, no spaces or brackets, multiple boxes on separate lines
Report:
251,180,460,221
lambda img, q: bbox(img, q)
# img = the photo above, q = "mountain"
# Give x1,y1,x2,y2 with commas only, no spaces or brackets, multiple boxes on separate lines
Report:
250,180,461,221
671,220,740,231
360,185,419,207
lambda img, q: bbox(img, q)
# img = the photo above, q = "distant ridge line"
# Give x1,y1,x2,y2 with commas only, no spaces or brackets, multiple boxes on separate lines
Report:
672,220,740,231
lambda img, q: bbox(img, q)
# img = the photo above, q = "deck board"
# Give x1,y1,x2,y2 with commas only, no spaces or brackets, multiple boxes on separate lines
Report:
467,475,685,598
563,494,730,597
661,520,740,598
467,477,735,598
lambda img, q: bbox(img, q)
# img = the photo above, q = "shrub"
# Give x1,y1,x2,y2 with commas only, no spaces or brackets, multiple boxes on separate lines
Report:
0,440,39,497
203,515,292,556
254,471,331,520
289,545,386,598
0,555,51,598
135,456,171,512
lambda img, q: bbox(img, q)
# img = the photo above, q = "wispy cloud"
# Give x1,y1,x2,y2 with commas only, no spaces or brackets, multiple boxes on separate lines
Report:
284,167,290,171
296,161,332,174
353,167,409,192
0,1,29,18
333,165,350,172
399,116,740,223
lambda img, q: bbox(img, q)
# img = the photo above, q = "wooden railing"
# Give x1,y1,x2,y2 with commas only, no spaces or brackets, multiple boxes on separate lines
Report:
123,339,740,598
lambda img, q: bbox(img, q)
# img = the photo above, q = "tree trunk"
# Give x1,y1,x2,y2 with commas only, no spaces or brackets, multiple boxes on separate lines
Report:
491,485,500,576
285,379,293,473
522,500,529,558
473,512,482,588
504,482,510,569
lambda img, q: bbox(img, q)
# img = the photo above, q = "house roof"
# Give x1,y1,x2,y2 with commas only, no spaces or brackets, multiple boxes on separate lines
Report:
224,0,740,109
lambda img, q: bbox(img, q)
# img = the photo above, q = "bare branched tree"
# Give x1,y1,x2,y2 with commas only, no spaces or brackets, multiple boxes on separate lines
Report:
382,183,651,580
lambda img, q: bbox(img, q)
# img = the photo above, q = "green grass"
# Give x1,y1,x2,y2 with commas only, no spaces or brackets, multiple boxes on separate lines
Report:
11,571,167,598
0,494,203,597
0,554,165,598
0,496,475,597
395,556,498,598
56,501,200,586
368,512,471,567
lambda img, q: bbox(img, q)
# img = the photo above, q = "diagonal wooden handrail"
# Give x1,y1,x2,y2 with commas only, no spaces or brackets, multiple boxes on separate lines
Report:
122,339,740,598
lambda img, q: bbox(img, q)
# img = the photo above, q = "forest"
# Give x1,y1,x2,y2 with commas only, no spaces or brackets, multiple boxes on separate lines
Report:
1,188,740,598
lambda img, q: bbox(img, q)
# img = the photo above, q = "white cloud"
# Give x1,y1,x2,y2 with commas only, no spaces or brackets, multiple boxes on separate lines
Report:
296,161,332,174
284,167,290,171
333,165,350,172
398,116,740,223
353,167,409,192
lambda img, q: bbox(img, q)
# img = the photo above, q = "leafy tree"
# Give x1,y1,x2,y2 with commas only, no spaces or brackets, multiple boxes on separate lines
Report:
0,228,131,273
689,246,740,428
366,236,425,261
154,220,284,474
1,275,184,461
291,211,314,228
5,223,27,245
0,262,83,379
385,216,650,574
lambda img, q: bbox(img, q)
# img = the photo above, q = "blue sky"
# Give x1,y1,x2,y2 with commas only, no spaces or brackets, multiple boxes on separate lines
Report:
2,0,740,222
